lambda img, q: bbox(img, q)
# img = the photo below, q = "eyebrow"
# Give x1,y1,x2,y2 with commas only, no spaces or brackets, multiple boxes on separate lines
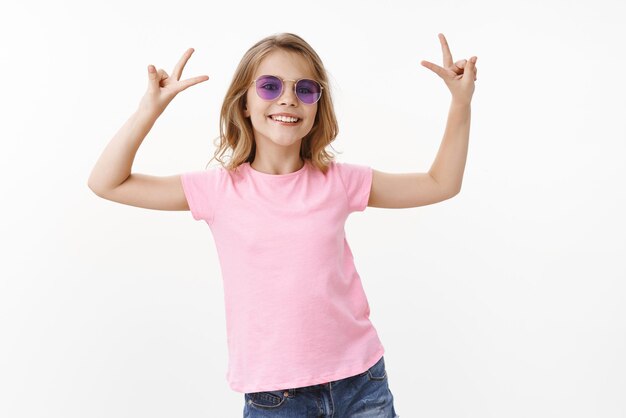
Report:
255,73,315,80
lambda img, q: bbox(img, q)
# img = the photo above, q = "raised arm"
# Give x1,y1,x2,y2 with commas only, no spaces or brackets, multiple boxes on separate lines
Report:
421,33,477,193
87,48,209,210
368,33,478,209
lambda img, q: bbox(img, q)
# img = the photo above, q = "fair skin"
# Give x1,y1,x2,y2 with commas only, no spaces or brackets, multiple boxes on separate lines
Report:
242,34,478,209
87,48,208,210
88,33,477,211
243,49,318,175
368,33,478,208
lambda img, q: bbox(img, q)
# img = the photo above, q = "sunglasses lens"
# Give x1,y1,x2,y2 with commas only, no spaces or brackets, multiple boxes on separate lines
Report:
255,76,322,104
296,79,322,104
256,75,282,101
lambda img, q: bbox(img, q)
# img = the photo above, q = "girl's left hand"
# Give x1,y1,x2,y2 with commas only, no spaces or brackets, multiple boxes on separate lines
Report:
420,33,478,105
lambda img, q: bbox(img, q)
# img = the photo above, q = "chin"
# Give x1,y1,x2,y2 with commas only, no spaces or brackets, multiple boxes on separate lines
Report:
270,137,304,147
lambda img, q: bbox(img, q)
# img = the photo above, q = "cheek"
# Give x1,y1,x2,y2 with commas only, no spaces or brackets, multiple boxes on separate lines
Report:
307,108,318,127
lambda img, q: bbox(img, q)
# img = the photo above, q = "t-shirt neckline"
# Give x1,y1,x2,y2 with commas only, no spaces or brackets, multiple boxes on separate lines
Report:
246,160,308,178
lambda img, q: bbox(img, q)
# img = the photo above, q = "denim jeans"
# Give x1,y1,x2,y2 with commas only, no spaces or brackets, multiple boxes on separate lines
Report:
243,355,399,417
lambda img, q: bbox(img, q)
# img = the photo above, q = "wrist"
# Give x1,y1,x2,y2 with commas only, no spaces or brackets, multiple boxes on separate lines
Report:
135,105,162,122
451,97,472,107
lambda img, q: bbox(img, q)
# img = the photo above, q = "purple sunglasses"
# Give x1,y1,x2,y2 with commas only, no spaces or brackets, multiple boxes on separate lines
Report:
250,75,323,105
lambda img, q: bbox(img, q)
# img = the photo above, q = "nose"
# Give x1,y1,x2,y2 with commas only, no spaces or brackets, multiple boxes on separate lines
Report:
278,80,298,106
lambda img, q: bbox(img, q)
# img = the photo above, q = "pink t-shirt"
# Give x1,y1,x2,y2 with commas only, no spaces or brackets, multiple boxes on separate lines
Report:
180,159,385,393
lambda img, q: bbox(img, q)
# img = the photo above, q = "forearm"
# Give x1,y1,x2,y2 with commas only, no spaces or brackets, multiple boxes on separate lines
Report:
428,99,471,194
87,107,159,193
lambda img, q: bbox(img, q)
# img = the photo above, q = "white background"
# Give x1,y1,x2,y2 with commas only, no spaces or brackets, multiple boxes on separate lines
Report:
1,0,625,417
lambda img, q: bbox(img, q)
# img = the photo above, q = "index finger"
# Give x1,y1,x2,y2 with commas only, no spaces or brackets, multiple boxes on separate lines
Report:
438,33,453,68
171,48,195,81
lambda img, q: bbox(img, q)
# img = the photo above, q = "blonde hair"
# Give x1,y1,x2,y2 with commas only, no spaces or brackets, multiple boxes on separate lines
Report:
205,32,340,176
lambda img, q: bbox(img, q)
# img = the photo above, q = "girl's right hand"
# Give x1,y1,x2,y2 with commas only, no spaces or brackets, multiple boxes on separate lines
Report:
138,48,209,116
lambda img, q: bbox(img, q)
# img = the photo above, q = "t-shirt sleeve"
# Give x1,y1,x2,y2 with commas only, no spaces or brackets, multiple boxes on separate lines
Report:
336,162,373,213
179,168,221,223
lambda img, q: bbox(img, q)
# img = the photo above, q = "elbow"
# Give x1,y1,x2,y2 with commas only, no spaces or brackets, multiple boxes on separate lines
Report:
449,180,463,198
87,173,99,193
88,185,102,197
87,180,106,197
446,186,461,199
87,174,112,197
87,179,99,195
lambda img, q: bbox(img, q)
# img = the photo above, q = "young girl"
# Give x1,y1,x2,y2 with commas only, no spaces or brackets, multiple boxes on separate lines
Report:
88,32,477,418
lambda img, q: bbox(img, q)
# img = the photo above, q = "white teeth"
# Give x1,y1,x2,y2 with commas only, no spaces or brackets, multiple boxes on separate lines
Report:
271,115,299,123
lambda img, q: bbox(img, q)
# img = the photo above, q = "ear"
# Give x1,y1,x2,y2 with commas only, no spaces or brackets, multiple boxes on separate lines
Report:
243,100,250,118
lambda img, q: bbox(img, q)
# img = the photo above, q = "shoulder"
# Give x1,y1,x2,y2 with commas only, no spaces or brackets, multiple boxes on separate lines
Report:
333,160,372,181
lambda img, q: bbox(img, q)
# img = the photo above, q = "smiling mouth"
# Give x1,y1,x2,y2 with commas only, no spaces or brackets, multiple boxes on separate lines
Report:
268,116,302,125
